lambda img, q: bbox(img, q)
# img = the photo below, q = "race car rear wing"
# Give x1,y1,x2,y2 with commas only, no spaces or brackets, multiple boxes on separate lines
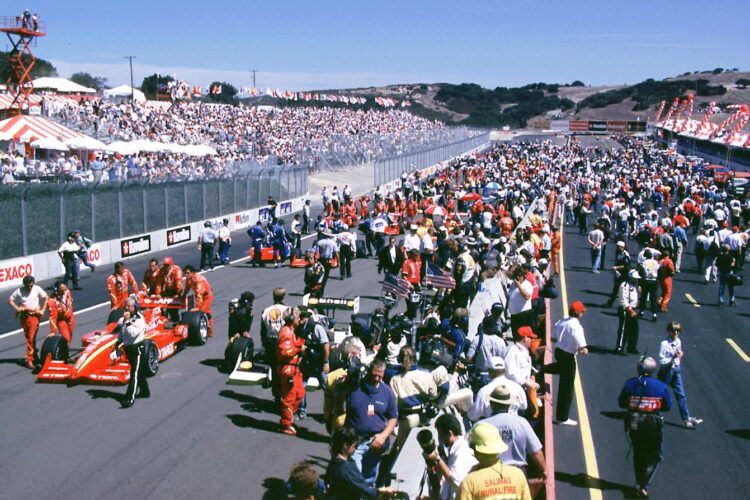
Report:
302,294,360,315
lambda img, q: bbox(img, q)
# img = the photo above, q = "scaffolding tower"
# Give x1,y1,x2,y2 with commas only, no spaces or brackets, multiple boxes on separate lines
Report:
1,14,46,117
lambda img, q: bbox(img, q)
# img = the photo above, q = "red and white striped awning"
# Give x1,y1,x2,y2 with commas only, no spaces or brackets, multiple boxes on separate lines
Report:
0,115,88,143
0,93,80,110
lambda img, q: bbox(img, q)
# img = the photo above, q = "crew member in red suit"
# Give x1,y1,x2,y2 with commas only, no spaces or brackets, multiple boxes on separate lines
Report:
157,256,183,321
406,197,418,224
551,225,562,276
657,253,675,312
359,195,371,219
7,276,48,369
183,265,214,337
48,280,75,343
500,212,515,238
141,258,160,295
277,306,305,436
402,249,422,319
107,261,138,310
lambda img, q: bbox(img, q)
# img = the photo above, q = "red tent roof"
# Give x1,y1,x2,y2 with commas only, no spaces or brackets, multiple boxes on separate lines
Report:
0,115,87,143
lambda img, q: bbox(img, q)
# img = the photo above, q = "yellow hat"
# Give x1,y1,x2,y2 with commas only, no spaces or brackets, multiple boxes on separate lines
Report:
469,423,508,455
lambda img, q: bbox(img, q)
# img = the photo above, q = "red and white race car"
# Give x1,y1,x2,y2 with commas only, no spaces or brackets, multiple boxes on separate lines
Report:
36,293,209,384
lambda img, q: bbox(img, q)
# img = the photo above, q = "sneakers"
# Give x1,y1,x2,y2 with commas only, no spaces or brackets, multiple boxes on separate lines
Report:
652,313,657,322
685,417,703,428
281,426,297,436
555,419,578,426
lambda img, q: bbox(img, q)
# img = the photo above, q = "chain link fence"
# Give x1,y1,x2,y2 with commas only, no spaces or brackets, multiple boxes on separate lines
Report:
0,164,308,259
373,131,491,187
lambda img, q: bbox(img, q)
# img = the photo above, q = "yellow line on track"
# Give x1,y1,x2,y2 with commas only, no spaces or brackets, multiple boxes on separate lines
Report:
726,338,750,363
685,293,701,308
559,223,603,500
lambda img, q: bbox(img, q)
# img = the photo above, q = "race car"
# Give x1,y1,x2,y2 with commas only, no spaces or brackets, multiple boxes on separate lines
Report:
248,240,293,264
36,293,209,384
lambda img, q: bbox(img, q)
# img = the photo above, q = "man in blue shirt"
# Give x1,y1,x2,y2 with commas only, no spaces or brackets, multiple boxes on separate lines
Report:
272,219,288,268
673,224,688,273
247,220,266,268
345,359,398,486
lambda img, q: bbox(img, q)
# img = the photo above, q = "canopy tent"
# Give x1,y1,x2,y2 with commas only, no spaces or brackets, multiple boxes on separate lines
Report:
32,77,96,94
0,115,90,144
103,85,146,102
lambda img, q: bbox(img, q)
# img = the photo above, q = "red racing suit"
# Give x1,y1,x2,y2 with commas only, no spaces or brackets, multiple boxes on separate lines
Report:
48,289,75,343
142,267,160,295
185,273,214,337
157,264,183,297
277,324,305,429
107,270,138,309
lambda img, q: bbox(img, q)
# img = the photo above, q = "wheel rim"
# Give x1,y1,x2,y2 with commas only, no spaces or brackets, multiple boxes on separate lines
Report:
148,344,159,372
199,317,208,342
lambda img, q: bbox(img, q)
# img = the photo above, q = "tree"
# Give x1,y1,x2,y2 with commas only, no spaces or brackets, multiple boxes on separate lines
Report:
712,67,724,74
0,51,57,82
736,78,750,89
206,81,238,105
140,74,174,99
70,72,108,90
570,80,585,87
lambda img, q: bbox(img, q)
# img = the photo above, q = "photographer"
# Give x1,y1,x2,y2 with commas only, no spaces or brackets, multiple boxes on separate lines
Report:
326,427,396,499
421,414,477,500
297,307,331,420
465,314,508,391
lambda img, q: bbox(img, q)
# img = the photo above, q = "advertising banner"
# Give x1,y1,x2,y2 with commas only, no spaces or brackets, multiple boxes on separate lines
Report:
166,226,192,247
569,120,588,132
0,257,34,288
121,235,152,258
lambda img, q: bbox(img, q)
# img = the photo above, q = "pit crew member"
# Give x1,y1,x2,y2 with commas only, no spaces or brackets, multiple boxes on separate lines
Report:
182,265,214,337
262,288,288,405
7,276,48,369
107,261,138,310
48,280,75,344
141,259,160,295
278,306,305,436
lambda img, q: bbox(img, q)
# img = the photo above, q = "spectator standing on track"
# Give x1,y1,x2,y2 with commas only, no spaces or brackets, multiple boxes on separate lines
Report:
47,281,75,344
588,223,605,273
421,413,477,500
107,262,139,310
606,240,631,307
337,224,355,280
58,232,81,290
716,244,737,306
325,427,396,499
459,423,531,500
114,297,149,408
466,316,508,390
468,357,527,422
478,384,546,479
378,236,403,276
315,233,339,292
218,218,231,265
508,266,534,337
657,321,703,429
7,276,48,369
673,223,688,273
618,356,672,499
543,301,588,426
345,359,398,487
291,214,302,250
72,229,96,274
616,270,641,355
297,307,331,420
638,250,659,321
278,306,305,436
302,200,311,235
505,326,540,394
197,221,217,271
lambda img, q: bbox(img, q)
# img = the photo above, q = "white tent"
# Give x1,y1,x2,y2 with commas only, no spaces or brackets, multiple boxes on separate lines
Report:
103,85,146,102
32,77,96,93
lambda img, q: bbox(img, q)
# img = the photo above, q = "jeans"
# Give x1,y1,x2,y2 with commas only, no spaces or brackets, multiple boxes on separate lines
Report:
298,367,327,415
658,366,690,420
351,437,384,486
218,240,231,264
718,272,735,303
591,247,602,272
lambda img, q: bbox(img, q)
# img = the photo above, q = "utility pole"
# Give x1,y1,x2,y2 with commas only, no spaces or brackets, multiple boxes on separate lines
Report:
249,69,258,89
124,55,136,103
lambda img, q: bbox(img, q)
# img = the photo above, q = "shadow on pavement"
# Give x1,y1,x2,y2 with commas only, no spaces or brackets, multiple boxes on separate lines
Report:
582,289,610,297
220,389,278,414
199,358,225,373
0,357,27,368
261,477,288,500
726,429,750,440
588,346,627,357
555,470,634,496
86,388,123,402
600,410,628,422
226,414,330,444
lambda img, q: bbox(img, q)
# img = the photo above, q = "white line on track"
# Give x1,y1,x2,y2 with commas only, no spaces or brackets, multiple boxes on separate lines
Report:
1,233,319,340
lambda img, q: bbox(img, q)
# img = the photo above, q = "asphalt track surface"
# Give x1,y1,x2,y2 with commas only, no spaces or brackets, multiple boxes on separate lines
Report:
552,220,750,499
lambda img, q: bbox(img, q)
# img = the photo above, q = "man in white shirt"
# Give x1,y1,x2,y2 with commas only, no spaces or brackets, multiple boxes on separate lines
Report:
403,224,421,253
8,276,48,369
58,232,82,289
508,266,533,336
468,356,527,421
588,224,605,273
218,218,232,265
421,414,477,500
505,327,539,391
543,301,588,426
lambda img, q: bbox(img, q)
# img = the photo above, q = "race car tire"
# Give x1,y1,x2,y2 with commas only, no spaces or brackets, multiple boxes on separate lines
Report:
39,336,69,364
143,340,159,377
224,336,254,372
107,308,124,325
182,311,209,346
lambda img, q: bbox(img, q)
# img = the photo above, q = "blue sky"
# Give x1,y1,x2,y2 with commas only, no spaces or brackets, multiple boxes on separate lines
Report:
11,1,748,90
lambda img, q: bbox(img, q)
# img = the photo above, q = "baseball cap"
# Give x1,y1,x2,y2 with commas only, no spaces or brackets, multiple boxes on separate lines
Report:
517,326,537,339
616,241,626,248
410,224,418,230
163,256,173,266
489,356,505,370
489,383,513,405
570,301,586,315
